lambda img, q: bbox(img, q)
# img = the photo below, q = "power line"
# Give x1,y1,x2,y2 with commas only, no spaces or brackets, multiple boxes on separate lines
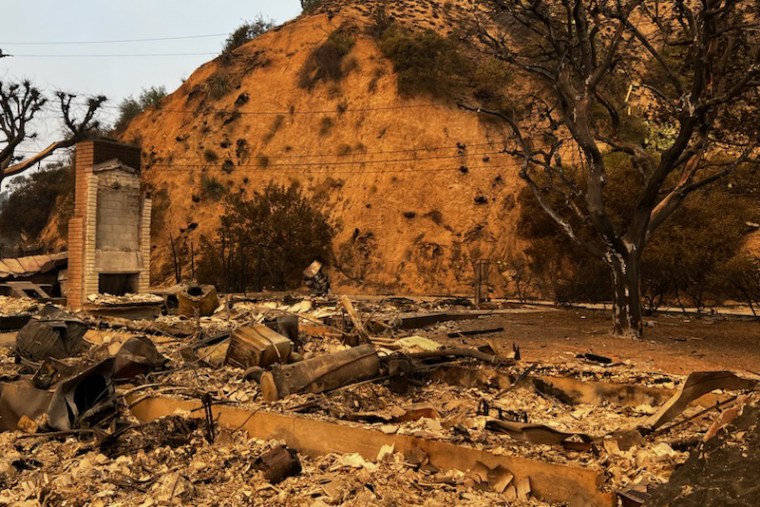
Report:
54,98,446,116
11,140,505,165
95,102,445,115
147,150,507,169
11,52,217,58
167,142,503,161
0,33,227,45
64,93,467,116
145,162,503,176
10,142,505,165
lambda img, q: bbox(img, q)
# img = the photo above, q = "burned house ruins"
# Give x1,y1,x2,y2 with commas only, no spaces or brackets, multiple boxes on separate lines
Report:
66,140,151,309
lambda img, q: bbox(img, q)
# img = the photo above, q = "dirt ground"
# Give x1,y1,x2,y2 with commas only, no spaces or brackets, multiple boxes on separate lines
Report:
430,307,760,376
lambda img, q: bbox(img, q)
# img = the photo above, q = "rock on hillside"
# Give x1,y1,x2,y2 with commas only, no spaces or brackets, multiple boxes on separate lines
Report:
121,0,527,294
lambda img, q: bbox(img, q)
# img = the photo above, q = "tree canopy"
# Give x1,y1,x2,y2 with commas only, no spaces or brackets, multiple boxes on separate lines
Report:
1,81,106,189
467,0,760,336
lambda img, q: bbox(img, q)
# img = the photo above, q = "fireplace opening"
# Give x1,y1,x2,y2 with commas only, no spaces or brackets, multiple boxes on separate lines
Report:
98,273,139,296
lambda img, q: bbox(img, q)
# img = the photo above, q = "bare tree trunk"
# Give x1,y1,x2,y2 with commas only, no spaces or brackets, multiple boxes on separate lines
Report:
607,249,643,338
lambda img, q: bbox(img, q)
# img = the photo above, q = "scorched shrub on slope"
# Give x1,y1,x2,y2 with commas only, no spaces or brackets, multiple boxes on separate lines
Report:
198,182,333,292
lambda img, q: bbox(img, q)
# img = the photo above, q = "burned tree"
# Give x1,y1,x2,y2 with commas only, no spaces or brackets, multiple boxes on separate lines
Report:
1,81,106,188
0,81,46,185
467,0,760,337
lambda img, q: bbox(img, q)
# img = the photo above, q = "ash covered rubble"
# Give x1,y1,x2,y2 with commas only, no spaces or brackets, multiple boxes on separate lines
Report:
0,292,758,506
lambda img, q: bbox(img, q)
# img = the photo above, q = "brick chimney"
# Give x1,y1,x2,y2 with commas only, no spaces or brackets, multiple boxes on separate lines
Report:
67,140,151,309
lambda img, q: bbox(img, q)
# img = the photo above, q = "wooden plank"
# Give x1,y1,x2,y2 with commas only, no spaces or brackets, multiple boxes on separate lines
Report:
393,311,494,330
130,396,613,507
339,296,370,343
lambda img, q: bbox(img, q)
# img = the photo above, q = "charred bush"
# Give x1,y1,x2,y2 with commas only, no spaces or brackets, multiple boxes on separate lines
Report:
197,183,333,291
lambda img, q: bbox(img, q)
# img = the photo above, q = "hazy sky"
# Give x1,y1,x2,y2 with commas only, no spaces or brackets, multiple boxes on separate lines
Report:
1,0,302,188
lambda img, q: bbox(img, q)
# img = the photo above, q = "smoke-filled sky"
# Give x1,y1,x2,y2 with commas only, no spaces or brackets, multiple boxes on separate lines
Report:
0,0,302,188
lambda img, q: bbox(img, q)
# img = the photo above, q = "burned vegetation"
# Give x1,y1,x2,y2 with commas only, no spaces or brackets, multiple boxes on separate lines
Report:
1,1,759,506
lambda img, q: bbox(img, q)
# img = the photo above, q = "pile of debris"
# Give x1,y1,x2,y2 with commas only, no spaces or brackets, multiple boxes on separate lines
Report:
0,292,757,506
0,297,40,333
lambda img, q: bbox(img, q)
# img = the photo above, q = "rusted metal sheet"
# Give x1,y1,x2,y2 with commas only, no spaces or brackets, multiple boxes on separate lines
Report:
0,359,116,432
15,257,41,274
15,306,89,361
177,284,219,317
225,325,293,369
531,375,675,407
130,396,614,506
113,336,168,381
0,259,25,276
486,419,594,450
644,371,758,431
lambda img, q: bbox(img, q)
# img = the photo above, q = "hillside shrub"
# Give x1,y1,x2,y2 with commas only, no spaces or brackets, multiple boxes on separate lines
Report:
197,183,333,291
298,28,356,90
300,0,324,14
370,17,511,104
200,174,227,201
203,148,219,162
114,86,167,131
205,73,232,100
256,154,270,168
379,28,469,99
319,116,334,136
221,16,274,59
713,255,760,316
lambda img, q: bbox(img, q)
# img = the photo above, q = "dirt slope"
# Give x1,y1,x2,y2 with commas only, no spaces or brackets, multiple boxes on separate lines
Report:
121,0,526,293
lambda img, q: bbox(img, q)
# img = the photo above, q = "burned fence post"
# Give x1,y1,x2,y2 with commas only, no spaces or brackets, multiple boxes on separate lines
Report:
474,259,491,309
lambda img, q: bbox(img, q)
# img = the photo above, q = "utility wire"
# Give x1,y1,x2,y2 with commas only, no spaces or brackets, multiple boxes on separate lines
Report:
59,94,462,115
12,142,504,164
167,142,502,160
147,150,506,169
11,52,218,58
0,33,227,45
94,102,444,115
145,162,501,176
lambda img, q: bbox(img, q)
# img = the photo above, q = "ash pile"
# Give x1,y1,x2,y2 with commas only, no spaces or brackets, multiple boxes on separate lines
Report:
0,290,758,507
